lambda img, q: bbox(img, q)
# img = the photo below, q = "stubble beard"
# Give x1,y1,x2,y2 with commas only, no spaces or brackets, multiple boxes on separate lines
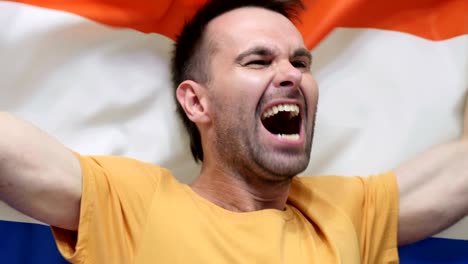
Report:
213,113,314,183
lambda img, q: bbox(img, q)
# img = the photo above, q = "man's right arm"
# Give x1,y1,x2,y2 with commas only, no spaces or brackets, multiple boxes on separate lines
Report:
0,112,82,231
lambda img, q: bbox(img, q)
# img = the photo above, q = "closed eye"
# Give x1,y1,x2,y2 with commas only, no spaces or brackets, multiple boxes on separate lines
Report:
291,60,309,69
244,59,272,69
246,60,271,66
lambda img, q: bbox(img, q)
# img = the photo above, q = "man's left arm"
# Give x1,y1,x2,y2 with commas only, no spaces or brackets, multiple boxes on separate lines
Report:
395,96,468,245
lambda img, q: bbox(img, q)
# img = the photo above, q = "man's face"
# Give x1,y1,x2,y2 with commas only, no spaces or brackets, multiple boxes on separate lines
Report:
204,7,318,181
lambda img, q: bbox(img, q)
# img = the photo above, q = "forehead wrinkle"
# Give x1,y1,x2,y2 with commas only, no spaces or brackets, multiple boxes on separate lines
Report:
206,7,307,67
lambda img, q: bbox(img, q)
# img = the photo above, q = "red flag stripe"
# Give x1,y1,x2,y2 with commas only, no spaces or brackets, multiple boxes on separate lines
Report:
7,0,468,49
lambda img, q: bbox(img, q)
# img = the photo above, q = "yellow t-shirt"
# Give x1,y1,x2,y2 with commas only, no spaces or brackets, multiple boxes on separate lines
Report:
52,155,399,264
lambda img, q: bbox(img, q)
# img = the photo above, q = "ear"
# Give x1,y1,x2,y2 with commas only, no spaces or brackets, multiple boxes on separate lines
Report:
176,80,211,124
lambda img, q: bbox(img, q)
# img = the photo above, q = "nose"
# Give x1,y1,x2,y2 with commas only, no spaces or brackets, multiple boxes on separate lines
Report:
273,60,302,89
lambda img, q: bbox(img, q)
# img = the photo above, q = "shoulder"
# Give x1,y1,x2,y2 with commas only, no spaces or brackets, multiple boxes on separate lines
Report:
292,172,397,199
290,174,366,202
290,173,399,263
77,154,170,174
75,154,176,190
289,172,398,225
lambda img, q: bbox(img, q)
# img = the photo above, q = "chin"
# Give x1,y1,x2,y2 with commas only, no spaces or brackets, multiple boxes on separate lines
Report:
256,153,310,179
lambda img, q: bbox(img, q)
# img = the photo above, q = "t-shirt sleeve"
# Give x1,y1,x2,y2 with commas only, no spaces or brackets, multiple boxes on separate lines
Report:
51,154,166,263
357,172,399,263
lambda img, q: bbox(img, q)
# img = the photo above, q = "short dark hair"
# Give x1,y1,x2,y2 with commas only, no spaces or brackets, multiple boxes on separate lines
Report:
171,0,305,163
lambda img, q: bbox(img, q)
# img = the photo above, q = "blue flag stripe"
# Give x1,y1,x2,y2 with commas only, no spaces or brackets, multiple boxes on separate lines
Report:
399,237,468,263
0,220,69,264
1,220,467,263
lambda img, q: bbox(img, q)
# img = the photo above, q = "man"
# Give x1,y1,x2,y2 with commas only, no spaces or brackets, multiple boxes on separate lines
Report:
0,0,467,263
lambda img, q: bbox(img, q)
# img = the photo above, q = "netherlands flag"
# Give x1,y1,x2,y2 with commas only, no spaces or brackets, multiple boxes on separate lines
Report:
0,0,467,263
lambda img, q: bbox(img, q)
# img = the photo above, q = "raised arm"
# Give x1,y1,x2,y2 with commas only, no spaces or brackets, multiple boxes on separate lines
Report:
0,112,82,230
395,97,468,245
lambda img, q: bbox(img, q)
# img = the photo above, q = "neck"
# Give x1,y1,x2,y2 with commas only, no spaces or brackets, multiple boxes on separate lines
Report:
190,162,292,212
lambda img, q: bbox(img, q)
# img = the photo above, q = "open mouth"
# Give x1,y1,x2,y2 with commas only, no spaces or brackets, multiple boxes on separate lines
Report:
261,103,301,140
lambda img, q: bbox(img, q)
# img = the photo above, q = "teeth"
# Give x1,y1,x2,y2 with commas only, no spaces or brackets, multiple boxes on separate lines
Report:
277,134,300,141
262,104,300,119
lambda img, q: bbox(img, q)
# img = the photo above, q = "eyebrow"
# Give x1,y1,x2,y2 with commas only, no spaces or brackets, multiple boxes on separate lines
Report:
292,48,312,63
234,46,312,64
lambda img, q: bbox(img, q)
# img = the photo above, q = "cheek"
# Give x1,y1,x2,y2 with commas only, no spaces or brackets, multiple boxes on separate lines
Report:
216,70,269,103
302,75,319,105
235,69,271,98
